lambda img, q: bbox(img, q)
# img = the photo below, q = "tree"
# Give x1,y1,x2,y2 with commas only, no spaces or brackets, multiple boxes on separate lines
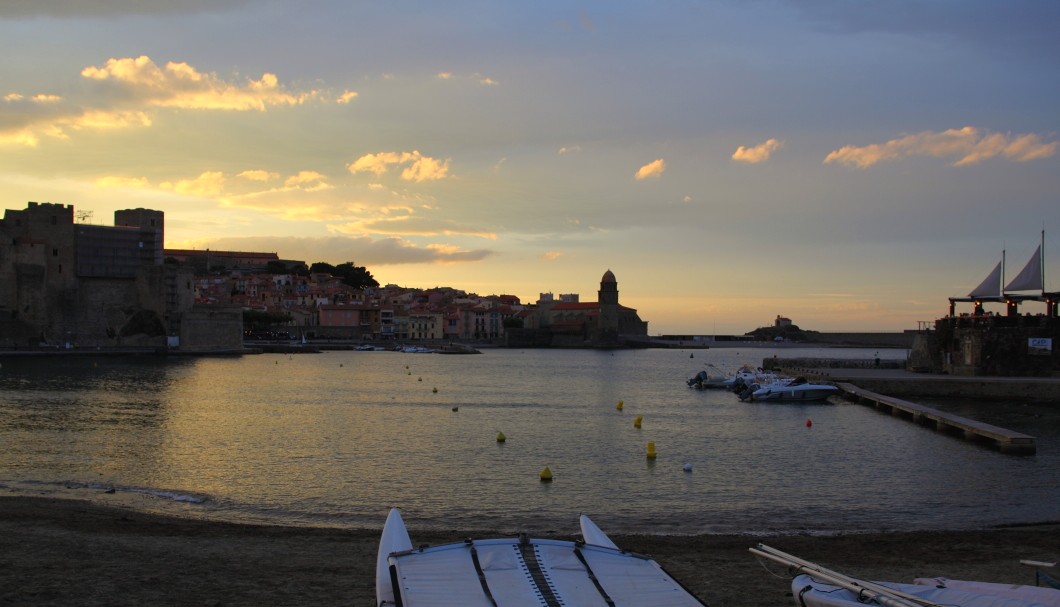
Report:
332,262,379,290
309,262,335,275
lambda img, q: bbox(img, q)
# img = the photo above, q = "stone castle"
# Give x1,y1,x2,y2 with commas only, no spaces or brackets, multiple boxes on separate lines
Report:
0,202,241,351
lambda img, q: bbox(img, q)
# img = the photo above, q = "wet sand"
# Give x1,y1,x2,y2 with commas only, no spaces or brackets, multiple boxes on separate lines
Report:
2,496,1056,606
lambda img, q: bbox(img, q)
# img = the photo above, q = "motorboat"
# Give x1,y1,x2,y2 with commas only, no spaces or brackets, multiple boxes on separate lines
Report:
747,376,837,402
687,364,729,388
751,544,1060,607
377,508,707,607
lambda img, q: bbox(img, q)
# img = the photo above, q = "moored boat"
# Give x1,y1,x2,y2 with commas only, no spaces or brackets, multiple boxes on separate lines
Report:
377,508,707,606
748,376,837,402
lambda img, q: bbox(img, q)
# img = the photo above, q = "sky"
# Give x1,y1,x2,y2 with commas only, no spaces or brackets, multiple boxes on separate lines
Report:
2,1,1058,335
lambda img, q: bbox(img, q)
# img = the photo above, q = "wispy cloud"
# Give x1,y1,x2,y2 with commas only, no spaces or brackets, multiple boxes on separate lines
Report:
191,235,493,266
336,90,359,104
160,171,226,197
634,158,666,180
732,138,784,164
541,251,562,261
824,126,1058,168
348,150,451,182
237,170,279,182
1,55,318,146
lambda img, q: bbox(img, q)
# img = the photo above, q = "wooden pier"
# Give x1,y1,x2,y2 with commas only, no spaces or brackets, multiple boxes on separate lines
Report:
835,383,1037,455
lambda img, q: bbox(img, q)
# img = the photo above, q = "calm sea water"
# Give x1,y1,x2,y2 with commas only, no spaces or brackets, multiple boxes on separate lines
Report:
1,347,1058,535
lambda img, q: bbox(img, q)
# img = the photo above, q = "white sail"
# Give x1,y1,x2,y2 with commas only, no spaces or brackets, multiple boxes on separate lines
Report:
1005,245,1043,292
968,260,1003,298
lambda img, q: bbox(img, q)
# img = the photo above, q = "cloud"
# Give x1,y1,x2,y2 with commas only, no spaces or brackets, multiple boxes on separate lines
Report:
284,170,330,191
558,145,581,154
237,170,279,182
332,215,497,240
541,251,562,261
1,55,317,146
160,171,226,197
824,126,1058,168
436,72,453,80
195,235,493,266
0,0,251,19
95,175,149,189
348,150,450,182
337,90,358,104
81,55,316,111
634,158,666,180
732,138,784,164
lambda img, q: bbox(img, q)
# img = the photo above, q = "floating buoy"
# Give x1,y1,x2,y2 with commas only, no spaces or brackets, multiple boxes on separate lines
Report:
339,363,343,367
418,377,422,381
432,387,438,393
633,415,643,429
690,353,694,358
806,419,813,428
408,371,412,375
646,441,657,459
683,463,693,472
616,400,624,411
539,466,553,482
452,406,458,412
496,431,506,443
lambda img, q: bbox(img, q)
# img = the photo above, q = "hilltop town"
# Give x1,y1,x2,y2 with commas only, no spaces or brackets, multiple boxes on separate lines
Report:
0,202,648,352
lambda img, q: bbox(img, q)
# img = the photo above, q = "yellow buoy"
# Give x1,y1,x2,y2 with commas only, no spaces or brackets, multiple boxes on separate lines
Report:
646,441,657,459
496,431,506,443
418,377,422,381
432,387,438,393
616,400,624,411
633,415,643,429
539,466,553,482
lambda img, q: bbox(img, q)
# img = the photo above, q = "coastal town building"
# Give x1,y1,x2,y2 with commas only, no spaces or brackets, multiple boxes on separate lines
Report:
2,201,652,350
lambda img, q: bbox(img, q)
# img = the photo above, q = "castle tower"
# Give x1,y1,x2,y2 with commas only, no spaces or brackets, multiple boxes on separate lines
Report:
598,269,619,334
114,208,164,265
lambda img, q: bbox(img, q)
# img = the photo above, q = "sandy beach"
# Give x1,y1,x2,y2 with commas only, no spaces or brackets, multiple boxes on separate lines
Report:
2,496,1057,606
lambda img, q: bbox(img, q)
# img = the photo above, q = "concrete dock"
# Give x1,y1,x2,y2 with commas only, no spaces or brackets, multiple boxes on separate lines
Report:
774,365,1056,455
834,382,1037,455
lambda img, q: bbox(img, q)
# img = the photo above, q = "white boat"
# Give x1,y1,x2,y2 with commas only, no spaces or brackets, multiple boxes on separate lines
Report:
748,376,837,402
751,544,1060,607
377,508,707,607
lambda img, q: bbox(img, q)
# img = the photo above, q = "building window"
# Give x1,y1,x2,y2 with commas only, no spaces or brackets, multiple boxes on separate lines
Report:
52,248,58,257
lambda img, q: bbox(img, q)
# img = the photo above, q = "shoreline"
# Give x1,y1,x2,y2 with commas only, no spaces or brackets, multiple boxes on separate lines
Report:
3,496,1057,607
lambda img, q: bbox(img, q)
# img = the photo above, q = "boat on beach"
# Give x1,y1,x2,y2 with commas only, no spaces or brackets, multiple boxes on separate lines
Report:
377,508,707,606
751,543,1060,607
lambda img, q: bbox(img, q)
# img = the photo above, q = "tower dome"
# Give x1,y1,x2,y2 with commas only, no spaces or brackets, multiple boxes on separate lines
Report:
601,269,616,284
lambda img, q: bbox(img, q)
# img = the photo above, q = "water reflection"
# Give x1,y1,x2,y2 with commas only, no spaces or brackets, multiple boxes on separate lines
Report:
1,348,1058,534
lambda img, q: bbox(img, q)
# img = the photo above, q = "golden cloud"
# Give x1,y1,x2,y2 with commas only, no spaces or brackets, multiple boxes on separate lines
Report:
541,251,563,261
824,126,1058,168
348,150,450,182
160,171,226,197
81,55,315,111
95,175,149,189
237,170,279,182
337,90,359,104
634,158,666,180
732,138,784,164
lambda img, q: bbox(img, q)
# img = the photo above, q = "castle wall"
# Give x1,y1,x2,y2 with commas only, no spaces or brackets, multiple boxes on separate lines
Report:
180,305,244,352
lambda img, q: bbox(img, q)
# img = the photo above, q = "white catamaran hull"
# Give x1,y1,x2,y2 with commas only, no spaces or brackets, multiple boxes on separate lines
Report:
377,508,706,607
